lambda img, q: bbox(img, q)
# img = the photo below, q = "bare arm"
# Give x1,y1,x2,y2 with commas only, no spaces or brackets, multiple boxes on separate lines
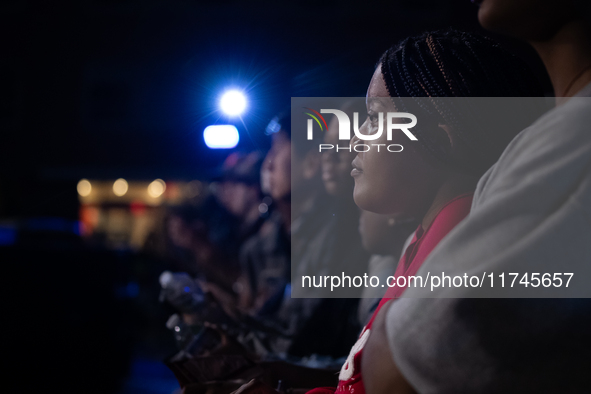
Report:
361,300,417,394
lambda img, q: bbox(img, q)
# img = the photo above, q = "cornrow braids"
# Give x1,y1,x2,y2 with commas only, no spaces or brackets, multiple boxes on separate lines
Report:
427,35,458,96
378,28,546,175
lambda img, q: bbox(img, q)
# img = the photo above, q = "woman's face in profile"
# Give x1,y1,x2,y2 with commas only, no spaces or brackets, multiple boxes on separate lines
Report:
351,65,443,217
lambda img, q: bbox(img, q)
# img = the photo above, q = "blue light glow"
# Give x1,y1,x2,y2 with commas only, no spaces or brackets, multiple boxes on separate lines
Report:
203,125,240,149
220,90,247,116
0,226,16,246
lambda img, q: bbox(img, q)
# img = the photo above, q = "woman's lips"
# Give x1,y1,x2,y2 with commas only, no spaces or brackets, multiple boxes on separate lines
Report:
351,158,363,177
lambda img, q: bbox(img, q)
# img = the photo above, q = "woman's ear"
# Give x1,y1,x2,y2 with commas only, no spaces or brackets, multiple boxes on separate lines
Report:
438,123,473,166
437,123,455,150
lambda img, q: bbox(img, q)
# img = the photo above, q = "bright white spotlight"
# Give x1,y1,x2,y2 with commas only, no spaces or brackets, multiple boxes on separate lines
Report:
220,90,247,116
204,125,240,149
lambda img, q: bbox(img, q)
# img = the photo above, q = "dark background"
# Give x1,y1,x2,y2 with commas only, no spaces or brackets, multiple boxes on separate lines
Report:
0,0,550,220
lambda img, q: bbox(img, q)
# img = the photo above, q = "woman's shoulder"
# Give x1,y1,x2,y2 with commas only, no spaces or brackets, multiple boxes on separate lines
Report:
475,97,591,209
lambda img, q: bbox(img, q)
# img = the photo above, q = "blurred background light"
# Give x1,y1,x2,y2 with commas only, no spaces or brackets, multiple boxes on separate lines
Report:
113,178,129,196
147,179,166,198
203,125,239,149
220,90,247,116
186,180,202,198
77,179,92,197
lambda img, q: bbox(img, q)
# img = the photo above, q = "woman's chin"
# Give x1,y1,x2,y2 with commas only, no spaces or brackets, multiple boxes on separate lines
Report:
353,187,382,213
352,187,366,210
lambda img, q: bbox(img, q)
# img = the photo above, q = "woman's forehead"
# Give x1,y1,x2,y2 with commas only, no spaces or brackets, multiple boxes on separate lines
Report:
367,65,390,99
367,66,391,114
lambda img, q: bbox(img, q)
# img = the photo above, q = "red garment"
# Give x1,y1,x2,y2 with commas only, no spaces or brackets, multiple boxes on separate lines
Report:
307,193,473,394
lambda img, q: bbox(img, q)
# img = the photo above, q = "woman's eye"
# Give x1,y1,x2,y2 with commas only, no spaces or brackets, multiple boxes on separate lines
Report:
367,112,379,125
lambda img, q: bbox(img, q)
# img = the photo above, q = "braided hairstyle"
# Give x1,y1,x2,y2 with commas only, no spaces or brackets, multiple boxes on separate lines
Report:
379,29,547,175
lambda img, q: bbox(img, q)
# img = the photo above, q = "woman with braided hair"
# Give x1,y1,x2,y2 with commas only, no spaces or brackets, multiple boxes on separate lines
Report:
364,1,591,393
305,29,546,394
